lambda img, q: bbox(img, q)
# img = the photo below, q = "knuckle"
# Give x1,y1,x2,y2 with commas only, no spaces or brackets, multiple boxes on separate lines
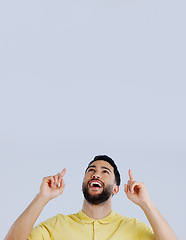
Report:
43,176,49,181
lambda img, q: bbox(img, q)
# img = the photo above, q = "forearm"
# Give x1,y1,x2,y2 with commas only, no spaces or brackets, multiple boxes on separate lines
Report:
4,194,49,240
141,200,178,240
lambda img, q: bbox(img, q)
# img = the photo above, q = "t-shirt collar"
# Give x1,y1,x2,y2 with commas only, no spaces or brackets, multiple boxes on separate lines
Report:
77,209,116,224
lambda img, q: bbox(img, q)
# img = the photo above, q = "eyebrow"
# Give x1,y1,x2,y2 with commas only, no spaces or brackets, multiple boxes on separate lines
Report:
87,165,111,173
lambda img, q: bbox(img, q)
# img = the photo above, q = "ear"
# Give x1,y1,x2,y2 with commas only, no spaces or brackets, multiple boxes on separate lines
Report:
112,185,119,195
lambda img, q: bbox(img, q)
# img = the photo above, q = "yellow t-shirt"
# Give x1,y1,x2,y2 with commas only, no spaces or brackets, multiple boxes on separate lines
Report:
28,210,155,240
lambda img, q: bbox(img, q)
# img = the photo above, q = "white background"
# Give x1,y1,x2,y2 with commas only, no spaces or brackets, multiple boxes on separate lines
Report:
0,0,185,239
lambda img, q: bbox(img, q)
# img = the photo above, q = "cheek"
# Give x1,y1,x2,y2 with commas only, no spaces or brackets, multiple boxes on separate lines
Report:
103,174,112,180
82,176,89,186
84,172,93,180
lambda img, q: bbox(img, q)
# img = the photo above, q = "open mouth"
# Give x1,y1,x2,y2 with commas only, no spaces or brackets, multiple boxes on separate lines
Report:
88,180,104,188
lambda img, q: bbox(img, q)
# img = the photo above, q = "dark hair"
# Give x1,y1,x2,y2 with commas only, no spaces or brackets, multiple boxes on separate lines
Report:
86,155,121,186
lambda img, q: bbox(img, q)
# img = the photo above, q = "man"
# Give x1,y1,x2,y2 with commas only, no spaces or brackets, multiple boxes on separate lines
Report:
5,155,177,240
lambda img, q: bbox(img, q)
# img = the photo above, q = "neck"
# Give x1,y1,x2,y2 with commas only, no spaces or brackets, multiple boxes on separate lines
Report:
82,198,112,220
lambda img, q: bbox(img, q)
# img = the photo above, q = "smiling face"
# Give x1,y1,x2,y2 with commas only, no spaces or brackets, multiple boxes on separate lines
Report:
82,160,119,205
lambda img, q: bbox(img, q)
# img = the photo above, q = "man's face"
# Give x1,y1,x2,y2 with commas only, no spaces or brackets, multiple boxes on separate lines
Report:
82,160,119,205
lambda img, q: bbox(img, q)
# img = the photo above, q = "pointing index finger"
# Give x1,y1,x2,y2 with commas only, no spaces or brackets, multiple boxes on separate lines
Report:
129,169,134,181
60,168,66,178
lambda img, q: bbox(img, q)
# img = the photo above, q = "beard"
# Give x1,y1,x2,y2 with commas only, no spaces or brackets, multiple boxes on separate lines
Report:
82,182,114,205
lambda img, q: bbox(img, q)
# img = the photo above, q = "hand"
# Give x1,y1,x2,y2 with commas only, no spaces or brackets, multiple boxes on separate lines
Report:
39,169,66,202
124,169,151,208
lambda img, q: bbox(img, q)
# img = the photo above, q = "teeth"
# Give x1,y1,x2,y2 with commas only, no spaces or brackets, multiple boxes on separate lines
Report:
90,181,102,187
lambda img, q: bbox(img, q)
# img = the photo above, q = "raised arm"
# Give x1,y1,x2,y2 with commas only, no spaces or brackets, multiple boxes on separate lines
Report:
124,169,178,240
4,169,66,240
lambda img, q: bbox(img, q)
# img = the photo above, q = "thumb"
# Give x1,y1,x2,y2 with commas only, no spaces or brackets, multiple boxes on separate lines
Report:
124,184,128,194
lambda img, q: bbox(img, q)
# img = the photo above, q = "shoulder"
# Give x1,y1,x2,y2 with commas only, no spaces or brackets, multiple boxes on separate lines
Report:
32,213,72,229
113,212,153,230
113,212,155,239
112,211,136,223
28,213,78,240
55,212,84,224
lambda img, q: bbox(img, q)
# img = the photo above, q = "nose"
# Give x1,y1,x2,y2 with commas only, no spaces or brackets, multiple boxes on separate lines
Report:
92,173,100,179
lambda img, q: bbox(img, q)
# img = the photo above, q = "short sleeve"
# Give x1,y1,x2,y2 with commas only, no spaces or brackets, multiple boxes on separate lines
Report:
136,219,155,240
28,216,58,240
